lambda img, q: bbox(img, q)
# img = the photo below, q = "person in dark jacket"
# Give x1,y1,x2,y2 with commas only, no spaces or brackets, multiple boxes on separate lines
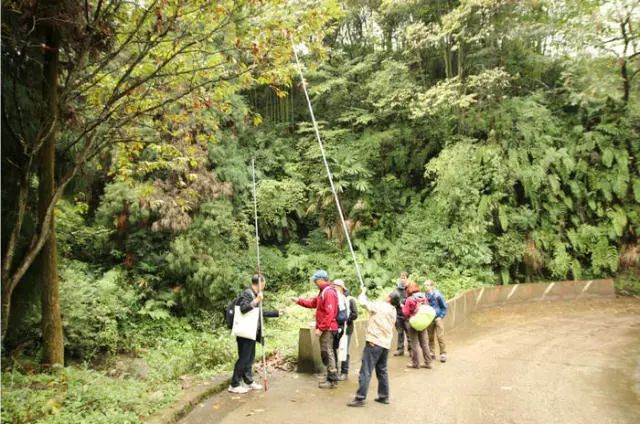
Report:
393,271,411,356
228,274,279,394
292,270,339,388
332,279,358,380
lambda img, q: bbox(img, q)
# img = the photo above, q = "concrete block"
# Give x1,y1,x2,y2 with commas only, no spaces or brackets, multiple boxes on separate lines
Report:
297,327,323,373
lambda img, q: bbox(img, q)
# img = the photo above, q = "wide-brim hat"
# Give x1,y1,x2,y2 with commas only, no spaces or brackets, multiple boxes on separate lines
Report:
333,279,346,289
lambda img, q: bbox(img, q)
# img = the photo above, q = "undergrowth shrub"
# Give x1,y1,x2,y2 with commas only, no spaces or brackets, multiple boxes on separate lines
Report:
1,367,178,424
60,261,138,360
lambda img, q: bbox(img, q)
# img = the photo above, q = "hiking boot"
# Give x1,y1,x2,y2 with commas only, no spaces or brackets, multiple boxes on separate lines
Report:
440,353,447,363
393,351,404,356
318,380,338,389
347,399,366,407
247,382,263,390
406,363,419,369
374,397,390,404
228,385,250,394
420,363,433,369
337,373,348,381
430,352,436,359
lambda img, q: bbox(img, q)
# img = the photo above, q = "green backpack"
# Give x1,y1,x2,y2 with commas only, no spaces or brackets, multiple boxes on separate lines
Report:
409,304,436,331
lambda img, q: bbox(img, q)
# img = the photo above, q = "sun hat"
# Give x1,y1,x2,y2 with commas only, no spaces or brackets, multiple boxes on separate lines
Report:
333,279,346,289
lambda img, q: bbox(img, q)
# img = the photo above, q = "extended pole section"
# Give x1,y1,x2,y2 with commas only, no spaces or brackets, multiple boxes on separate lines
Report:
290,35,366,293
251,158,268,391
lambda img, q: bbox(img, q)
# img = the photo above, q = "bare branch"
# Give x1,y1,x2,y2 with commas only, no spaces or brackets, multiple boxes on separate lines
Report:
66,0,160,94
1,157,33,284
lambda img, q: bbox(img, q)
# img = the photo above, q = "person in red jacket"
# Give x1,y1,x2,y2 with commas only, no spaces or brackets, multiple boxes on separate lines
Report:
402,282,433,369
291,269,339,388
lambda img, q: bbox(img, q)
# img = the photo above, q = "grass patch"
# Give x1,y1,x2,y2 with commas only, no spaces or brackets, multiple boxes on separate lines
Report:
1,367,179,424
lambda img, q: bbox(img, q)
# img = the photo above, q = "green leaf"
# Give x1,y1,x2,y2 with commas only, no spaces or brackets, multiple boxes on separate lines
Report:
498,205,509,231
633,178,640,203
601,149,614,167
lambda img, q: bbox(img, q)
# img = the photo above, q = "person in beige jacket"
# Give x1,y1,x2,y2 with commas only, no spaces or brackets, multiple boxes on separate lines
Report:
347,289,397,407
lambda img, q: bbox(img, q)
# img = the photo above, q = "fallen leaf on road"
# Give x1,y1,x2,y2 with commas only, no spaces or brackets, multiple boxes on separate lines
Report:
500,386,512,391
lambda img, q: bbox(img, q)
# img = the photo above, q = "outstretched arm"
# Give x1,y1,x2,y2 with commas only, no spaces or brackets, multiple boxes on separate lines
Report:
297,296,318,309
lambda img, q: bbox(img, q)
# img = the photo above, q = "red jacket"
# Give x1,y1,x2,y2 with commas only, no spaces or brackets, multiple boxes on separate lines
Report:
297,282,338,331
402,293,427,319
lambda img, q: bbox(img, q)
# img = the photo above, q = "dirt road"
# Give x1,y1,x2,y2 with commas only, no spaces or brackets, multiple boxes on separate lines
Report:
180,298,640,424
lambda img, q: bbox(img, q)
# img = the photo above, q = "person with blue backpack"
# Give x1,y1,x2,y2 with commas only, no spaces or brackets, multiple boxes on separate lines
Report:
424,279,449,363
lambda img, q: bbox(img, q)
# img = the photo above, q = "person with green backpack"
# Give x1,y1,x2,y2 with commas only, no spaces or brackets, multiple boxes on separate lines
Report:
402,282,435,369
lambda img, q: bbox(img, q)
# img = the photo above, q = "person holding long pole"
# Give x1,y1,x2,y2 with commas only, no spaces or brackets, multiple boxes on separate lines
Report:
227,159,276,394
228,275,278,394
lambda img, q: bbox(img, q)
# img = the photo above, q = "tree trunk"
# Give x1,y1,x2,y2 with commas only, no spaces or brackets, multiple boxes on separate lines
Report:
444,35,453,79
621,58,630,104
39,22,64,369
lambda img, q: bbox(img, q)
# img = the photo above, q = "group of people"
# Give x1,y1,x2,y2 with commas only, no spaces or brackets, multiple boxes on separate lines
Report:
393,272,448,368
227,269,449,408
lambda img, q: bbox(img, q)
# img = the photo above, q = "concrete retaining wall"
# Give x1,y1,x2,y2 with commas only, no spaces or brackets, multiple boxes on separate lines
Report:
297,279,615,373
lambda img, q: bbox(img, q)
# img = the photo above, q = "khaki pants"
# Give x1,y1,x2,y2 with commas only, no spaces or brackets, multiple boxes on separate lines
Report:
319,330,338,381
427,318,447,355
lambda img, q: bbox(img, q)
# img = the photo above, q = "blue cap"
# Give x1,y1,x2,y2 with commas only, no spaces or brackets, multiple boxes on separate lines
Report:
310,270,329,282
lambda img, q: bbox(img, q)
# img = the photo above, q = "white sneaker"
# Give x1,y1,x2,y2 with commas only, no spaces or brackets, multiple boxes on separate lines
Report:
228,385,250,394
247,382,263,391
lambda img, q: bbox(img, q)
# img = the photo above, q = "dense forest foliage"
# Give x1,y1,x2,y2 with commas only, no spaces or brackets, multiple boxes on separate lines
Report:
1,0,638,422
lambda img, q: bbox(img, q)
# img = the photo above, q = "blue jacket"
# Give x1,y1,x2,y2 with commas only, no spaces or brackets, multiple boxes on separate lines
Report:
426,289,448,319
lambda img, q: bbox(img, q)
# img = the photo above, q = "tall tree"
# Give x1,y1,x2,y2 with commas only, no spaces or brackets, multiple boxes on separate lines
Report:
1,0,342,352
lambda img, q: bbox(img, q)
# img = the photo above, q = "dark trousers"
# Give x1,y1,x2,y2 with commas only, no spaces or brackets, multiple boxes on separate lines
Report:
231,337,256,387
355,342,389,401
395,318,411,353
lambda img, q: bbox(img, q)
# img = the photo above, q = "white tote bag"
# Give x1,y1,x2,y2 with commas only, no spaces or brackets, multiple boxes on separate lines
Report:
231,306,259,340
337,330,348,362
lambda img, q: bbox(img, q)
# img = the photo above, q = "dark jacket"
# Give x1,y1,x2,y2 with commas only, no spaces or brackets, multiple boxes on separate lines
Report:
346,296,358,336
237,287,279,343
393,285,408,319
